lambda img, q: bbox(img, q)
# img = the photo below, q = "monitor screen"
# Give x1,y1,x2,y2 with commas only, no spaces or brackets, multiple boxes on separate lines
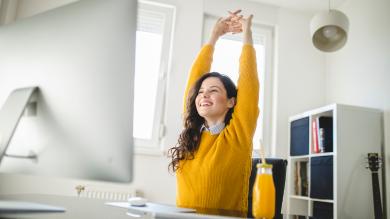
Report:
0,0,136,183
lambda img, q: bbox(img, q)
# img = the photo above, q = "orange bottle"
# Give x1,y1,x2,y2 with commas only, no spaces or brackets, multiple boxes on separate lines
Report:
252,163,275,219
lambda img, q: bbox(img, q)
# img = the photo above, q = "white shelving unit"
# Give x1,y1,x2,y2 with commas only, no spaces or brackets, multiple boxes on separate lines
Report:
286,103,383,219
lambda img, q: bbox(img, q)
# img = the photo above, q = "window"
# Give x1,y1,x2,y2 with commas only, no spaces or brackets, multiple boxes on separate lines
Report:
133,2,174,153
203,15,275,154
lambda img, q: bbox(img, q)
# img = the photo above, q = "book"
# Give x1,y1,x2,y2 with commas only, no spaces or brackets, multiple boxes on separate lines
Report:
300,161,308,196
294,161,308,196
318,116,333,152
312,119,319,153
316,117,322,153
294,162,300,195
318,128,325,152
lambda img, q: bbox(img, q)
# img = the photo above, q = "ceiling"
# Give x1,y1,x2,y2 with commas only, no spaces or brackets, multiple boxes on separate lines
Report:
248,0,348,13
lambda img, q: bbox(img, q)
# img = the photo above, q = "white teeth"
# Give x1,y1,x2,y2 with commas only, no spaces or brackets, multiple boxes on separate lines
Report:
200,102,211,106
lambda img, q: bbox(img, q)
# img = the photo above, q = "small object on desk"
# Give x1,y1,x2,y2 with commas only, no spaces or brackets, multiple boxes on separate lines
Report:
128,197,147,207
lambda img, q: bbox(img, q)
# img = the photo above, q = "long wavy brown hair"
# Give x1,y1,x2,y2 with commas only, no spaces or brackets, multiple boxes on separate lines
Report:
168,72,237,172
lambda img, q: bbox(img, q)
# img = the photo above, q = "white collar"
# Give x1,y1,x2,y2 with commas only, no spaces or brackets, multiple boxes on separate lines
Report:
200,122,225,135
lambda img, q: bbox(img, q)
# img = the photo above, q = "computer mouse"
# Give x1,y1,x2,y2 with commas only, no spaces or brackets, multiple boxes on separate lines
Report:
128,197,147,207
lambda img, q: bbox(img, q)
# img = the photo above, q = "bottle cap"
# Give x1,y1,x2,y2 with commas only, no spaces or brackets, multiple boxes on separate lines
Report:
257,163,273,169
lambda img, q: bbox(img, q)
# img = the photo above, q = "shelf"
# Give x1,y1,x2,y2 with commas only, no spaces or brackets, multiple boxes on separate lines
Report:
311,111,333,119
290,195,310,201
310,198,334,203
287,103,383,218
290,196,334,204
289,155,309,160
310,152,334,157
290,152,334,159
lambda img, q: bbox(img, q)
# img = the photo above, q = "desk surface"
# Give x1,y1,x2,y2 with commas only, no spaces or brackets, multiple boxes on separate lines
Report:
0,194,130,219
0,194,296,219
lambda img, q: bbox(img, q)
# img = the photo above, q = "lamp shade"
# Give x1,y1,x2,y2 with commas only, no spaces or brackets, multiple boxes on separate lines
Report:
310,10,349,52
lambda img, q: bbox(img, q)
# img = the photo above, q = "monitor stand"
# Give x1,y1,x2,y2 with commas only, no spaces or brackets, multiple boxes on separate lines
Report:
0,87,66,214
0,87,39,163
0,200,65,213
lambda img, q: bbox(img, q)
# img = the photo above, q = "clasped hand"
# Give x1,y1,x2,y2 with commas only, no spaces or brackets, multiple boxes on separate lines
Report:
208,10,254,46
212,10,253,37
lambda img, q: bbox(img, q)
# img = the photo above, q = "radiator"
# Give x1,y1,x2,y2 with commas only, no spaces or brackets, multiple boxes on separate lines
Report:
75,184,142,201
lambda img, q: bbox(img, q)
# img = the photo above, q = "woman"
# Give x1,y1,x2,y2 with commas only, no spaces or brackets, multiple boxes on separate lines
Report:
168,11,259,216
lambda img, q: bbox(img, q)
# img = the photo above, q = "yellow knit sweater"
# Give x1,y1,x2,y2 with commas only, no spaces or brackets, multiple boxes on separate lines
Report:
176,44,259,215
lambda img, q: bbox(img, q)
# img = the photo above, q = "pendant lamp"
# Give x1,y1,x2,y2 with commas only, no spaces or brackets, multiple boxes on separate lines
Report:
310,1,349,52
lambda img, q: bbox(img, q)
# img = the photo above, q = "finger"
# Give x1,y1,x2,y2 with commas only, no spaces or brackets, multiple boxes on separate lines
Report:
245,15,253,27
222,16,233,22
230,26,243,32
231,14,243,19
230,24,242,29
229,21,242,27
247,14,254,22
228,25,242,32
239,17,247,24
227,10,241,21
229,14,242,20
226,20,241,24
224,12,238,19
216,17,223,23
231,15,243,22
228,9,242,15
227,20,242,27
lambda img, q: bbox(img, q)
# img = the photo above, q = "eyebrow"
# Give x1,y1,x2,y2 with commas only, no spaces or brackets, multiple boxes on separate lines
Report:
200,85,222,90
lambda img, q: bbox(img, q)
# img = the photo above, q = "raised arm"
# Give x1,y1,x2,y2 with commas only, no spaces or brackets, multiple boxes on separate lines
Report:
225,15,260,149
182,45,213,112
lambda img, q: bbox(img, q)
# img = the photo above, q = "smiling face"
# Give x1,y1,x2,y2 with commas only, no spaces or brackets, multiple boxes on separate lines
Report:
195,77,235,125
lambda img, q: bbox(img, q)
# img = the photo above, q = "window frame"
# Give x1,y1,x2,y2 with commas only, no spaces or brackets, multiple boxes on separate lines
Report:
134,1,175,154
202,14,276,156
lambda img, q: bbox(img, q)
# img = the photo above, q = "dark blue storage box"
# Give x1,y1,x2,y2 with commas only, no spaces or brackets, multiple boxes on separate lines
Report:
290,117,309,156
312,201,333,219
310,156,333,199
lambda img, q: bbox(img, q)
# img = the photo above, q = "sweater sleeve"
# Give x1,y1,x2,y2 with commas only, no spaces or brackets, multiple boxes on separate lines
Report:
183,45,214,113
224,44,260,150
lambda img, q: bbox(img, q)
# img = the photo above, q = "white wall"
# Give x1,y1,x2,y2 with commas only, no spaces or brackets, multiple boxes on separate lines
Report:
325,0,390,214
15,0,77,19
0,0,326,206
274,7,326,157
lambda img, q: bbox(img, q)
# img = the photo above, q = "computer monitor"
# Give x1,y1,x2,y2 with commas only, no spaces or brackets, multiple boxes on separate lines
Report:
0,0,136,184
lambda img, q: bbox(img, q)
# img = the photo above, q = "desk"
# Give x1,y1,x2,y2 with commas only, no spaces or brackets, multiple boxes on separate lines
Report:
0,194,131,219
0,194,245,219
0,194,297,219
